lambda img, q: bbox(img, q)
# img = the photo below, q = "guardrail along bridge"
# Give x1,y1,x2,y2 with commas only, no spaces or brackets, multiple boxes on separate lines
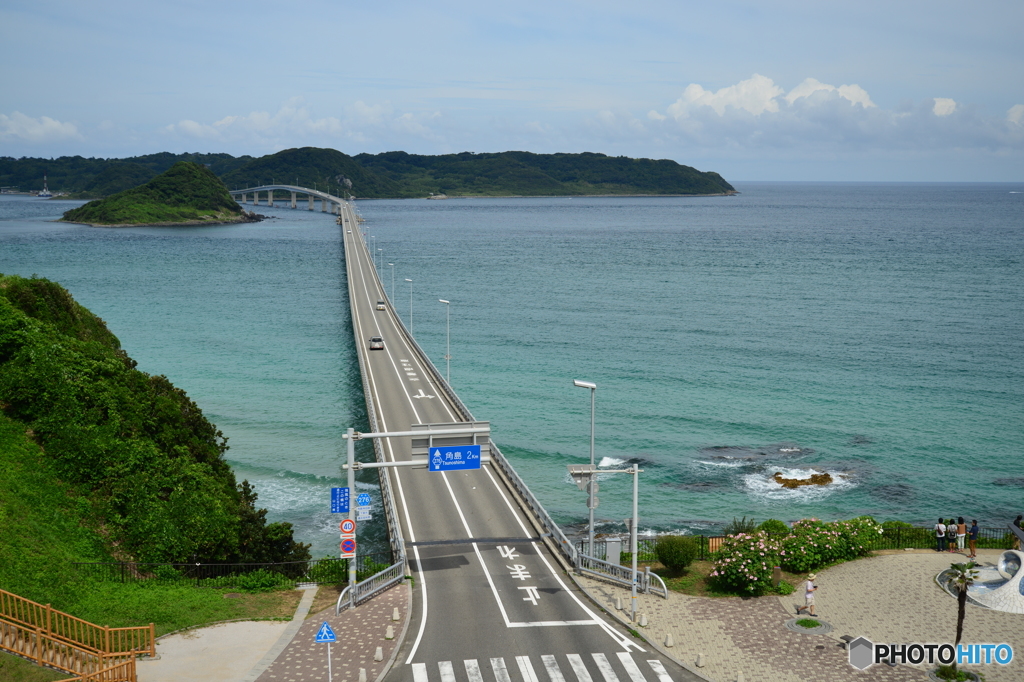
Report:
333,200,699,682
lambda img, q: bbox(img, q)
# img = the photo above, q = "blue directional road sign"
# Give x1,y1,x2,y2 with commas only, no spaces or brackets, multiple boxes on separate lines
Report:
428,445,482,472
330,487,349,513
356,493,372,507
315,621,337,643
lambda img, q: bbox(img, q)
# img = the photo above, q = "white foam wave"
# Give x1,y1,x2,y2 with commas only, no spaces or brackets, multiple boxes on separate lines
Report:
696,459,747,468
599,456,627,468
743,467,854,502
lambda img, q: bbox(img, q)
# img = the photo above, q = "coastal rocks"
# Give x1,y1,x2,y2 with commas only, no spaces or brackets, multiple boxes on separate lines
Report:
241,210,267,222
772,472,833,488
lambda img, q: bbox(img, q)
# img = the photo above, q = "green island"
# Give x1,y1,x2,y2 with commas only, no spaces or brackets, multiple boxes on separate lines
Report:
60,161,249,226
0,274,311,646
3,147,735,199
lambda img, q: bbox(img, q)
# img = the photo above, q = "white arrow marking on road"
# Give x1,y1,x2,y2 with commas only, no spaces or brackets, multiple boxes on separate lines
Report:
412,389,435,399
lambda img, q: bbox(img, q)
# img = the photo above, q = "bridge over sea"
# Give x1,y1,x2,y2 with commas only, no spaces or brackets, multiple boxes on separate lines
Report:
231,184,348,214
326,200,701,682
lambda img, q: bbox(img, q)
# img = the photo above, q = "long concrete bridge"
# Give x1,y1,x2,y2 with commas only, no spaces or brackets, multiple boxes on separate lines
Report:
231,184,347,214
332,200,702,682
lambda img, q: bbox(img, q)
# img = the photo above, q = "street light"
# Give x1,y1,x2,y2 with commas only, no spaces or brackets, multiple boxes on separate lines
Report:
438,299,451,384
377,248,383,275
573,379,597,556
405,279,413,333
388,263,395,302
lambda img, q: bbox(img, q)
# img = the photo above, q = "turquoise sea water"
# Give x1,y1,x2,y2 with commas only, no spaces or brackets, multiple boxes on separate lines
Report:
1,183,1022,558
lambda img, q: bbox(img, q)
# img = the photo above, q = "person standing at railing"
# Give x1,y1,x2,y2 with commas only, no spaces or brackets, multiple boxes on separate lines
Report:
935,518,947,553
956,517,967,552
968,520,979,559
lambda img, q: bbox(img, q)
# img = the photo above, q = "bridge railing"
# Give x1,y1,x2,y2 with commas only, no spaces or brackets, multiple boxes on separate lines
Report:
368,232,578,569
345,203,407,568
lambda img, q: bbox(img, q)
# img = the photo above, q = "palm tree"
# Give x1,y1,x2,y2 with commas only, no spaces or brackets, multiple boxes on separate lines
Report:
948,561,979,675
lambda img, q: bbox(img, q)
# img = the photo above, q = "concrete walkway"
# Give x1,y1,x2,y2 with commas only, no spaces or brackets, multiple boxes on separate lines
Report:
137,583,410,682
575,549,1023,682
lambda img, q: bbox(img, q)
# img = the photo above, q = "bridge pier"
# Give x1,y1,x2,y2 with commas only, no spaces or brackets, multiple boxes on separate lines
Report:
322,197,328,212
308,194,314,211
267,190,274,208
291,191,297,209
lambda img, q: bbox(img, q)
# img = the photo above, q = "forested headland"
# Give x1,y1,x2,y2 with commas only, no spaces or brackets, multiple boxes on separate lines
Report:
2,147,735,199
0,275,310,608
60,161,248,226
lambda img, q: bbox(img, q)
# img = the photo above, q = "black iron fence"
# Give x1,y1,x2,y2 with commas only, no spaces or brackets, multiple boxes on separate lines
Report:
71,551,394,589
576,526,1016,565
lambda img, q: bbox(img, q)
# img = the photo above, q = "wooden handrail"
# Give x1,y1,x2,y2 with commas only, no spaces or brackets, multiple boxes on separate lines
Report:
0,588,153,657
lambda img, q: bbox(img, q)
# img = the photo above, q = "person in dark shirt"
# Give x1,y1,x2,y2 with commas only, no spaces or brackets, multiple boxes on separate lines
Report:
968,520,979,559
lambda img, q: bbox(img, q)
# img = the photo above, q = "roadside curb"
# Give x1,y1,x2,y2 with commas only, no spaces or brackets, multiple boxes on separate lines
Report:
373,580,413,682
566,572,716,682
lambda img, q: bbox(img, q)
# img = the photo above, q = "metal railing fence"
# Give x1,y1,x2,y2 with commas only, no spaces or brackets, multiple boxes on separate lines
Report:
70,553,393,588
336,560,407,614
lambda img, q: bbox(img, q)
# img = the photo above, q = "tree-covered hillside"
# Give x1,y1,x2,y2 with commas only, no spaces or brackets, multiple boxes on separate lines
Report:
2,147,734,199
0,274,310,570
61,161,244,225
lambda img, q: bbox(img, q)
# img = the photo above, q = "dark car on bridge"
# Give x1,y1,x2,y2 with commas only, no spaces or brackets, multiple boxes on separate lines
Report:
368,336,384,350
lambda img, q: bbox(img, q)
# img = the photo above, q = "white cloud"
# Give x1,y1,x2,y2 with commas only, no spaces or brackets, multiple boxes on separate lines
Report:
784,78,876,108
933,98,957,116
1008,104,1024,125
0,112,80,142
668,74,784,117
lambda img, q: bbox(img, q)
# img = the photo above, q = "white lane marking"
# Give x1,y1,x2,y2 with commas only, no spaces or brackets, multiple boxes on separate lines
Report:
591,654,620,682
507,620,599,628
516,656,540,682
645,660,673,682
343,212,433,666
465,659,484,682
615,653,648,682
492,658,513,682
480,466,636,649
566,655,594,682
439,661,457,682
413,663,429,682
542,655,566,682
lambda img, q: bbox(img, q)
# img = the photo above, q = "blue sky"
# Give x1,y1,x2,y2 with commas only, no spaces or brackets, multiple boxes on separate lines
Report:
2,0,1022,181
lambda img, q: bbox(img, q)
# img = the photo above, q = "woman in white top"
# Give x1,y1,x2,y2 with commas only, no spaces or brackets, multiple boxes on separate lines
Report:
935,518,946,553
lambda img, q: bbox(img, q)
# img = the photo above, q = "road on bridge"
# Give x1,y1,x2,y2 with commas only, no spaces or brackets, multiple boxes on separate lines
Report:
339,203,704,682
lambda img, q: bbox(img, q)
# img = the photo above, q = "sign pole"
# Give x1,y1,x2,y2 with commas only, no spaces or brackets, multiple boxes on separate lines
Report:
347,427,356,605
630,464,639,623
328,642,332,682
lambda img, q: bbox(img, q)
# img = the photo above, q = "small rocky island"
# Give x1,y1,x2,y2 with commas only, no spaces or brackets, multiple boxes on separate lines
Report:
61,161,259,227
773,471,834,488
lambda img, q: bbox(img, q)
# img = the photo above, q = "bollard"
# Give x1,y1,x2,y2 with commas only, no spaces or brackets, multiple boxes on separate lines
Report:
615,596,623,611
374,646,383,662
359,668,367,682
772,566,782,587
385,625,394,640
696,654,705,668
736,672,744,682
638,614,648,627
664,633,674,647
392,608,400,621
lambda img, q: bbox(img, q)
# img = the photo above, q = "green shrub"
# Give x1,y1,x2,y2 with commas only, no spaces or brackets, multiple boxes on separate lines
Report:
796,618,820,629
357,560,390,581
655,535,699,573
308,558,347,584
153,564,183,581
780,517,883,573
722,516,759,535
236,569,289,592
758,519,790,534
709,531,783,596
774,580,794,595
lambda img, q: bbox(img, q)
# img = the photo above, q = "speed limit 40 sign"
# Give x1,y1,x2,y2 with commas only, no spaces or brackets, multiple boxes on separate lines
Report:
339,519,356,535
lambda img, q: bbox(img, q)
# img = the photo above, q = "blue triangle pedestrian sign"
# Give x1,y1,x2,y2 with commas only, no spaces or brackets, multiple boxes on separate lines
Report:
315,621,337,643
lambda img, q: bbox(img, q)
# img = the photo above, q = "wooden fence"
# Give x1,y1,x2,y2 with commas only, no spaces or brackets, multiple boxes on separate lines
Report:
0,588,152,681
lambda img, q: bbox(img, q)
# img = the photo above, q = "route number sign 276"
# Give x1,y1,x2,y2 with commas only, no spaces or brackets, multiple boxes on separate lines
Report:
428,445,481,472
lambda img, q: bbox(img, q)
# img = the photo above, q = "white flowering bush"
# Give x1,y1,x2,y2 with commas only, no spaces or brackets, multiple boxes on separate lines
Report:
709,531,784,595
780,516,883,573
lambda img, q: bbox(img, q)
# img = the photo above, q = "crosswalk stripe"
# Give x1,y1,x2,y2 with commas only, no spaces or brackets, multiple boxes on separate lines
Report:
516,655,540,682
413,663,429,682
541,655,566,682
615,653,647,682
645,660,673,682
440,661,458,682
566,654,594,682
591,654,620,682
491,657,513,682
466,659,485,682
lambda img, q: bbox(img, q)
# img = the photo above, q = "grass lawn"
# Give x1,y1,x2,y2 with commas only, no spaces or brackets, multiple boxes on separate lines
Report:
0,652,70,682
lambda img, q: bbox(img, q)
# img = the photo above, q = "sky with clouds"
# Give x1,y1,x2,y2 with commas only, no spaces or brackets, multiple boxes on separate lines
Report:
2,0,1022,180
